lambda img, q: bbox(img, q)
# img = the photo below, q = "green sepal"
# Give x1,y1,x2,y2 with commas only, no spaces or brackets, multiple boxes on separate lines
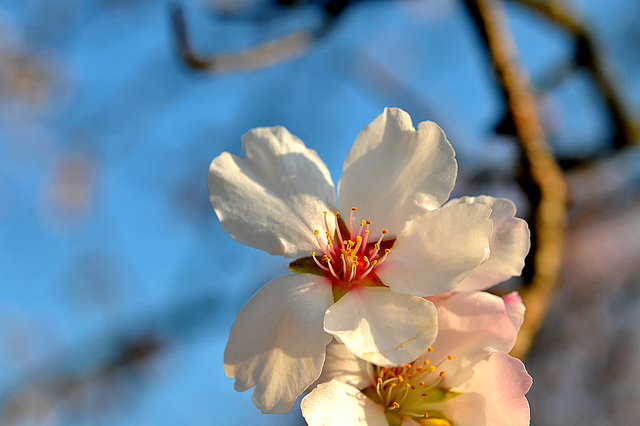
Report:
288,256,325,276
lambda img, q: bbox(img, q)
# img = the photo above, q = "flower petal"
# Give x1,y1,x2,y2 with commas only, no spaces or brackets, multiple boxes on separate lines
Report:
503,291,526,332
324,286,438,366
314,341,372,390
378,203,493,296
456,352,532,426
451,196,530,291
301,380,388,426
224,274,334,414
208,126,337,258
428,393,487,426
338,107,457,237
423,292,520,388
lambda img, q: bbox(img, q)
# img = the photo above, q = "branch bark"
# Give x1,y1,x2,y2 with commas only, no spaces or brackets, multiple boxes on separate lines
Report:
462,0,569,359
508,0,639,149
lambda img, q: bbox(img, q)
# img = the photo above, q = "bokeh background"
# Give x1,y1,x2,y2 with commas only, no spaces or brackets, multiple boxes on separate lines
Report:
1,0,639,424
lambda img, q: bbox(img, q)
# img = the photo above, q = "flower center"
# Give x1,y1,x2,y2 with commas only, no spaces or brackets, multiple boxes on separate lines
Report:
363,348,459,426
310,208,391,285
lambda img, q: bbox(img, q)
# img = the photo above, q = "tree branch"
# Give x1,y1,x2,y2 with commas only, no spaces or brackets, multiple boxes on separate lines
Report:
462,0,569,359
508,0,639,149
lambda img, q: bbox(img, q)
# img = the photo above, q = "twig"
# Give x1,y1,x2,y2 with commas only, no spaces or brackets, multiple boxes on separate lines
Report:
170,4,314,72
508,0,639,149
462,0,568,359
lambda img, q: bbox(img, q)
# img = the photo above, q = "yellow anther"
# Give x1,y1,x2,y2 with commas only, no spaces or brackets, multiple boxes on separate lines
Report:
406,383,411,388
397,375,404,383
371,260,377,266
352,207,357,211
322,255,330,262
363,256,369,262
403,364,412,369
323,211,327,216
365,230,370,234
336,212,340,218
390,383,397,388
427,347,434,352
326,231,331,237
353,235,363,253
382,229,388,234
377,378,383,385
439,371,446,377
361,220,366,226
424,359,431,366
427,366,436,373
314,229,320,236
416,365,423,371
392,402,400,409
419,381,425,386
424,412,430,418
384,248,390,254
447,355,455,360
311,252,316,256
375,243,380,250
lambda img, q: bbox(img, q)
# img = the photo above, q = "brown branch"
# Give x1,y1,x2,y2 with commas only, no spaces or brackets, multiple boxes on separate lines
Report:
462,0,569,359
508,0,639,149
170,4,314,72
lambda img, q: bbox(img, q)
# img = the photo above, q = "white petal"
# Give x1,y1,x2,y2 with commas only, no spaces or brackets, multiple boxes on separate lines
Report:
338,107,457,237
451,196,530,291
315,341,372,390
208,126,337,258
378,203,493,297
456,352,532,426
423,292,520,388
224,274,334,414
301,380,387,426
324,286,438,366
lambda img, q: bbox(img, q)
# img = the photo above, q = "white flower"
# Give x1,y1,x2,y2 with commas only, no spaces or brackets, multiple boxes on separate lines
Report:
208,107,529,413
301,292,533,426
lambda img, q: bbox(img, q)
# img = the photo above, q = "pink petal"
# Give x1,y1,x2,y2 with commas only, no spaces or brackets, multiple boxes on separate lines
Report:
457,352,532,426
424,291,520,387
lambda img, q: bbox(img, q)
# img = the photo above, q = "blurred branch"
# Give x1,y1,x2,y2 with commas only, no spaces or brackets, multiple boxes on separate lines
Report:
1,295,221,424
170,1,394,72
508,0,639,149
462,0,568,359
170,4,315,72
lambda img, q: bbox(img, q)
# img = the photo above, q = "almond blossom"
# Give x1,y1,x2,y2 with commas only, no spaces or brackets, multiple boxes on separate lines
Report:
207,107,529,413
301,291,532,425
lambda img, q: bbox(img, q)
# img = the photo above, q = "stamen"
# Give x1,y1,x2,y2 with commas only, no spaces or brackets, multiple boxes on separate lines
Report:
335,212,344,246
350,207,356,239
311,252,330,272
353,235,363,255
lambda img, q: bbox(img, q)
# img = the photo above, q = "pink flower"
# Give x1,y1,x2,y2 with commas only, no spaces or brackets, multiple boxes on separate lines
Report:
301,292,532,425
208,108,529,413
